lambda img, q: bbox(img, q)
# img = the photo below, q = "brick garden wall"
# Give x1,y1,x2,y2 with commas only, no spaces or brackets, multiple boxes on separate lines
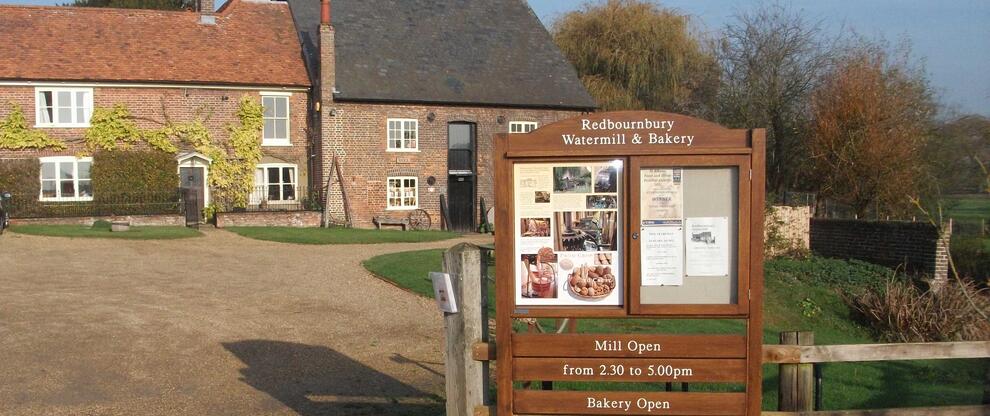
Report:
215,210,322,228
810,219,952,280
11,214,184,227
321,102,584,228
766,205,812,255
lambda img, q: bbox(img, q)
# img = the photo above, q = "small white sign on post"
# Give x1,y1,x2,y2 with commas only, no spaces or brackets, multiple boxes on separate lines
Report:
430,272,458,313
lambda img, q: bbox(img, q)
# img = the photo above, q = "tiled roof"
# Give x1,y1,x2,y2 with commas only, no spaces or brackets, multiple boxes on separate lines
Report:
0,0,310,87
287,0,597,110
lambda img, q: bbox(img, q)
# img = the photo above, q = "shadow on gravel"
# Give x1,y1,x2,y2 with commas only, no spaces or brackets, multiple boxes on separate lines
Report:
223,340,444,416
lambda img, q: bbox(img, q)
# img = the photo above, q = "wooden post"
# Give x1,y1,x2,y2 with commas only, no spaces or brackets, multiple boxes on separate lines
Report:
779,331,815,411
443,244,489,416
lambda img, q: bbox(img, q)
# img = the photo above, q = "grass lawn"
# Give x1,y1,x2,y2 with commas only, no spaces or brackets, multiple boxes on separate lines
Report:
10,224,202,240
944,194,990,221
363,249,987,411
225,226,459,245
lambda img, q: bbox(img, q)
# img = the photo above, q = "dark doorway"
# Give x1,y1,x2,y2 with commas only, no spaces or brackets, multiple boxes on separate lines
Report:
180,167,205,225
448,122,476,232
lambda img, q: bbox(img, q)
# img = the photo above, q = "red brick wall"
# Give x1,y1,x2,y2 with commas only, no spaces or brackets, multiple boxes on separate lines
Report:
320,102,585,228
215,210,322,228
0,84,313,196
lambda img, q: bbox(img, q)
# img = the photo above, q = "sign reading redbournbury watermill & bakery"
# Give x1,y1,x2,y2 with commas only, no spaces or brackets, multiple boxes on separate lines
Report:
494,111,767,415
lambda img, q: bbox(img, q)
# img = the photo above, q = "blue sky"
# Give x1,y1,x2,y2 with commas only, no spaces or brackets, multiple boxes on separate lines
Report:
529,0,990,117
4,0,988,116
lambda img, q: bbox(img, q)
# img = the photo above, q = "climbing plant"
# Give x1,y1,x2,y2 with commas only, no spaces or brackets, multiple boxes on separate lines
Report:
85,104,178,153
81,96,265,209
0,104,66,150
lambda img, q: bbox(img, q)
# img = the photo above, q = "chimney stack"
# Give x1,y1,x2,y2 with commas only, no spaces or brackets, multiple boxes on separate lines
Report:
321,0,331,26
199,0,216,25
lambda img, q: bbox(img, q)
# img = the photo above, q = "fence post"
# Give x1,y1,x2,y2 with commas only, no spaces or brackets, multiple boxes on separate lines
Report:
443,243,489,416
779,331,815,412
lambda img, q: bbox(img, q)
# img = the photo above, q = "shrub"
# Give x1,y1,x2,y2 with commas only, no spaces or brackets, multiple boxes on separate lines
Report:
847,278,990,342
951,237,989,286
0,158,42,217
90,150,180,216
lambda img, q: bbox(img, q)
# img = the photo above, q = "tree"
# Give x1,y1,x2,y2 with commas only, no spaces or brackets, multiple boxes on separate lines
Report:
64,0,195,10
552,0,719,116
927,115,990,194
715,4,836,197
807,40,937,218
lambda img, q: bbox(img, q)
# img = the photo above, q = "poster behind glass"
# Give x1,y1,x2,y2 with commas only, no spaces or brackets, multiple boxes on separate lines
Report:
514,161,623,307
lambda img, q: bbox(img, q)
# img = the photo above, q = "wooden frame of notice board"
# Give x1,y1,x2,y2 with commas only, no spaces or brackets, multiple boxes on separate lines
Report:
494,111,766,416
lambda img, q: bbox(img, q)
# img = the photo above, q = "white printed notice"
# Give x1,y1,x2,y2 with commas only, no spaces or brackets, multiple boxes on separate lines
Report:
640,168,683,224
640,225,684,286
685,217,730,277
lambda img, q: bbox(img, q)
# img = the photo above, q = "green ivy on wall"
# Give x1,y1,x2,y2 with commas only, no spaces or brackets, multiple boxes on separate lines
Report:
0,104,66,150
83,96,264,210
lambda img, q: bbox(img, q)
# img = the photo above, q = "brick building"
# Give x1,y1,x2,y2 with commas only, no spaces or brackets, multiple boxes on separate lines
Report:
288,0,596,230
0,0,311,215
0,0,595,230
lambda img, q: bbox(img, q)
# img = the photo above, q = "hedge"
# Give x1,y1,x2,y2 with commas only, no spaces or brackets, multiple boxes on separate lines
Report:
90,150,180,215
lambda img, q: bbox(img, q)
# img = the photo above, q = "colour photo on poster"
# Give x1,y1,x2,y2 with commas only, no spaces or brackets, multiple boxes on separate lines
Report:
553,211,619,252
553,166,593,193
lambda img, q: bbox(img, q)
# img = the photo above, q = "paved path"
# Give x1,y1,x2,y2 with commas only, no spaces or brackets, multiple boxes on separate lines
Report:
0,229,492,415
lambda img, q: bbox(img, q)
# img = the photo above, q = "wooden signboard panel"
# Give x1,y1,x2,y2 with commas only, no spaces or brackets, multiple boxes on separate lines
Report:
495,111,766,416
513,358,747,382
514,390,747,415
512,333,747,358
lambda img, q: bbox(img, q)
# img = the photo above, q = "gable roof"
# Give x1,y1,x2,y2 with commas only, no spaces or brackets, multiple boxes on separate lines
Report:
0,0,309,88
288,0,597,110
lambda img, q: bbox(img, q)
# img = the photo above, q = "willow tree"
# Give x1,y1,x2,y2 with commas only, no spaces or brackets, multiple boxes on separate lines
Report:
552,0,718,116
808,40,937,218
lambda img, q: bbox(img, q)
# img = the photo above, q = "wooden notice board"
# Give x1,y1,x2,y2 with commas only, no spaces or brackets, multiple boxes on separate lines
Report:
494,111,766,415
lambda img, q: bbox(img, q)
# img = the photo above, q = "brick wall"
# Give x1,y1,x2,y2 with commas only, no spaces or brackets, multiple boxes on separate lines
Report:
766,205,812,255
810,219,952,281
215,210,322,228
11,214,184,227
320,102,583,228
0,84,313,196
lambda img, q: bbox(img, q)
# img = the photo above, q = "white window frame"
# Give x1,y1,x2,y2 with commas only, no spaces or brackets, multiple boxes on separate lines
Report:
386,118,419,152
509,121,538,134
35,87,94,128
386,176,419,210
39,156,93,202
261,92,292,147
254,163,298,204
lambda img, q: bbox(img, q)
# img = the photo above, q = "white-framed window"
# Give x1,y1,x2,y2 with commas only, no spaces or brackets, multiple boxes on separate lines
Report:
39,156,93,201
261,93,291,146
509,121,538,134
35,87,93,127
254,163,297,203
387,118,418,151
387,176,418,210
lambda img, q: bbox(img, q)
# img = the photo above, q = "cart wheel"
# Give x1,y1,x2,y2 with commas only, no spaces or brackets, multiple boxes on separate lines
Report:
408,209,432,230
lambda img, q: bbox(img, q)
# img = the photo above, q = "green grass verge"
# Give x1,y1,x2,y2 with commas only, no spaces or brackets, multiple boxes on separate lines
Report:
363,249,987,411
225,226,459,245
944,195,990,220
10,224,202,240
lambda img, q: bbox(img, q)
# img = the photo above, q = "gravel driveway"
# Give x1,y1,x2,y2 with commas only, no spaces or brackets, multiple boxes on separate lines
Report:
0,229,492,416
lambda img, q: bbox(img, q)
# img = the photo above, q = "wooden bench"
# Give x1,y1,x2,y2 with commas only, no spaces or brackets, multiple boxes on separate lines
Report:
373,216,409,230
